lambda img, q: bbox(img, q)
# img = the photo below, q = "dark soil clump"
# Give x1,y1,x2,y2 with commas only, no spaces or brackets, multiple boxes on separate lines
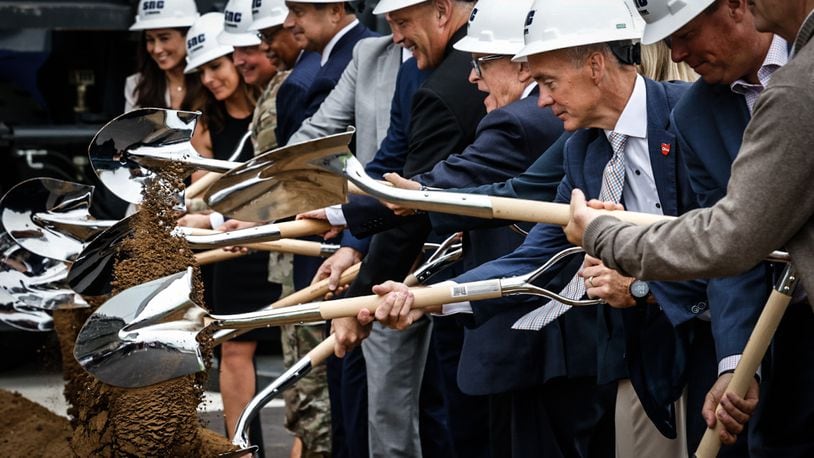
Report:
61,167,233,456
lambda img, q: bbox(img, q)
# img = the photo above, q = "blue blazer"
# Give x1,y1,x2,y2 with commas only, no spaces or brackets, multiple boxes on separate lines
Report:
276,51,321,146
302,23,378,121
453,78,701,435
671,80,771,362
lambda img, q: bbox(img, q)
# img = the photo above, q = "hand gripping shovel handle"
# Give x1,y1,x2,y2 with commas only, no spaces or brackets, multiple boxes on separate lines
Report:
695,264,798,458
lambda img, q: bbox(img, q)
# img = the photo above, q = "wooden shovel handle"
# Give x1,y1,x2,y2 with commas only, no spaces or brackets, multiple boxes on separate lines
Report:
277,219,333,238
489,196,672,226
310,334,337,366
317,279,503,319
212,263,361,345
194,249,247,265
694,288,793,458
275,262,362,309
186,171,223,199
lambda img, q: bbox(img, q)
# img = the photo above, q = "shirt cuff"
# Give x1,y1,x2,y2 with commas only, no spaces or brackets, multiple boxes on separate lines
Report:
325,205,347,226
718,354,762,380
209,212,225,230
429,281,473,316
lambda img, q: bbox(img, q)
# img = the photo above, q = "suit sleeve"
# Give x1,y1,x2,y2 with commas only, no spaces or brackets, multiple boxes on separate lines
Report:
586,85,814,282
429,131,568,234
450,173,576,322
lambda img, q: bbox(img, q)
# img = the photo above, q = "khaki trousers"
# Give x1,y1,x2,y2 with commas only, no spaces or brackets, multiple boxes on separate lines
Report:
615,379,688,458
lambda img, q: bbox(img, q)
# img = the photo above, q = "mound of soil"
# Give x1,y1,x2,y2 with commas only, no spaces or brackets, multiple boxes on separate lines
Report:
0,389,72,457
48,167,235,456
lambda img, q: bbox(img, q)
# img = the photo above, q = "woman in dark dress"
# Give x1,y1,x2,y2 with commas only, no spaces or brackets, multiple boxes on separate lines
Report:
176,12,280,448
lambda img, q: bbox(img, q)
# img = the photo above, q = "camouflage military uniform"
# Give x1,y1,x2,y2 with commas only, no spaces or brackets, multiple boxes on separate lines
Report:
253,70,332,457
281,323,332,457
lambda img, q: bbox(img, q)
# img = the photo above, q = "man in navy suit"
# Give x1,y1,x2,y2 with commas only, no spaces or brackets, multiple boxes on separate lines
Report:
299,0,486,455
331,1,569,454
372,1,701,456
636,1,814,456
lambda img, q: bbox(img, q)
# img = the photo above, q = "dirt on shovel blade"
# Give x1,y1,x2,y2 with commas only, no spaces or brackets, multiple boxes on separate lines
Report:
33,164,234,457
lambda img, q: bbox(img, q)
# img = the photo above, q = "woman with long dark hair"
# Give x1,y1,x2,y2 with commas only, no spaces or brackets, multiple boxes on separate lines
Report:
125,0,201,111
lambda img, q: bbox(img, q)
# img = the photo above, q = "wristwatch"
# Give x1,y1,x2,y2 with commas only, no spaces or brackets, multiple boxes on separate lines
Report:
628,279,650,307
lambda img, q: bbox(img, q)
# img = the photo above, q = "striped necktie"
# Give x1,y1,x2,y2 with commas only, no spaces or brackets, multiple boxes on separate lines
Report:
513,132,628,330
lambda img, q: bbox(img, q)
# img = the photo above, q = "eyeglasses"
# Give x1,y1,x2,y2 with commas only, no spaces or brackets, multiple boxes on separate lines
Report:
471,54,506,78
256,27,283,43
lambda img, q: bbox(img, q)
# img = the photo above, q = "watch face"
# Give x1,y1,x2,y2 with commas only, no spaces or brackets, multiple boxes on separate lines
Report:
630,280,649,298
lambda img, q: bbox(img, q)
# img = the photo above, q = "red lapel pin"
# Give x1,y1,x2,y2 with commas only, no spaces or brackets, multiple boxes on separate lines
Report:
661,143,671,156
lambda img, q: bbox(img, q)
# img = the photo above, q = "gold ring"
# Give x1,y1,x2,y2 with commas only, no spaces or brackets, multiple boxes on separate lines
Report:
588,276,595,288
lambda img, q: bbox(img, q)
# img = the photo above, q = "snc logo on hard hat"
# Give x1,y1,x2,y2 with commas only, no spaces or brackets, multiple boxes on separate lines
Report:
469,8,478,24
187,33,206,50
225,10,243,26
143,0,165,12
524,10,535,36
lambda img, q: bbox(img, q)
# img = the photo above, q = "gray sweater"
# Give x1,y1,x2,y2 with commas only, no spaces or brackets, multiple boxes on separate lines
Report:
585,11,814,297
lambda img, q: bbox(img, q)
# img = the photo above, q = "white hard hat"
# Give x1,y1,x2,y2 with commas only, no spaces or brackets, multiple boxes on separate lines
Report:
514,0,642,61
219,0,262,47
130,0,199,31
372,0,426,15
249,0,289,31
453,0,534,56
636,0,716,45
184,13,235,73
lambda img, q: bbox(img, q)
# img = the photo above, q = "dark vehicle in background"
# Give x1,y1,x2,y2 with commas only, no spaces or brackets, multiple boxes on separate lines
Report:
0,0,384,361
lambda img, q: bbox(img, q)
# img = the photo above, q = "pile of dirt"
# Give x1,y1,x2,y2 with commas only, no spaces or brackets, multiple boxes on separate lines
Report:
0,389,72,457
53,167,234,456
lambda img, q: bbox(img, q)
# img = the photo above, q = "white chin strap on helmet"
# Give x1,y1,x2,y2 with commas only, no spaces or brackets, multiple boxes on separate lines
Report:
184,12,235,74
249,0,289,32
453,0,534,56
130,0,200,31
513,0,643,62
219,0,263,47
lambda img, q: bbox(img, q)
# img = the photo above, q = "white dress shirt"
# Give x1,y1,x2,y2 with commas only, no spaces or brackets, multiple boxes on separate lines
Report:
321,19,359,67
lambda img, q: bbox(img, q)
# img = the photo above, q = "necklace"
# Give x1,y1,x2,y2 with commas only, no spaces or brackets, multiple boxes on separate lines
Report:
175,85,184,92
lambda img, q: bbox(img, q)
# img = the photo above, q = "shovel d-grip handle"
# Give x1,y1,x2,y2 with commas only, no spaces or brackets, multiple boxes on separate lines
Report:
317,279,504,319
695,265,798,458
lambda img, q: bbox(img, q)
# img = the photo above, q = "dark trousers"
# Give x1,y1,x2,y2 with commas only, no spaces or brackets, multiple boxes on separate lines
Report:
431,315,491,458
685,320,749,457
489,378,615,458
326,346,368,458
750,301,814,457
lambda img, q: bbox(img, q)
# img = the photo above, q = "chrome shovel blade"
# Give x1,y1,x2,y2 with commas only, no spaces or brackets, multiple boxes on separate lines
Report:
205,129,355,222
1,177,106,262
0,289,53,332
74,268,207,388
89,108,198,204
0,230,87,310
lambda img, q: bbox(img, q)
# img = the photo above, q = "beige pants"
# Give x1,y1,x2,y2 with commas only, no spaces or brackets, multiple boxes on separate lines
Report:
615,379,688,458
